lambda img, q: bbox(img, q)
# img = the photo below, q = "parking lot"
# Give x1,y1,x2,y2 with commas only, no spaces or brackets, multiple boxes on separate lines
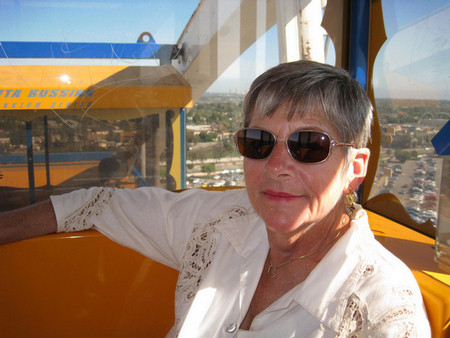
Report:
371,156,442,226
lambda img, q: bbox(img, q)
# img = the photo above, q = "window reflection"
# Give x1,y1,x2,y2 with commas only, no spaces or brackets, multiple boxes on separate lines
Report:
371,1,450,228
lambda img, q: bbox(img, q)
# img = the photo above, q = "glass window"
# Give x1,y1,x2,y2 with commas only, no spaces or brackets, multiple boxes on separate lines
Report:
0,0,336,210
0,1,199,211
185,0,336,188
185,25,280,188
370,1,450,229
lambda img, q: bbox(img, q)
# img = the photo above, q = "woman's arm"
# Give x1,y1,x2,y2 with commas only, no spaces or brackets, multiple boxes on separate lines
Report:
0,200,57,244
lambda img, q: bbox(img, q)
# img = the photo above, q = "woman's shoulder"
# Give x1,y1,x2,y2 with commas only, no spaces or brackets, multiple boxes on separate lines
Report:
348,237,429,335
353,225,423,303
156,187,253,224
118,186,250,207
352,207,421,294
174,187,250,207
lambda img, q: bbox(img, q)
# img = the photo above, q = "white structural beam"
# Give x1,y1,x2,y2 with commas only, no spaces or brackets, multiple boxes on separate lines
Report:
276,0,326,63
173,0,326,102
173,0,277,102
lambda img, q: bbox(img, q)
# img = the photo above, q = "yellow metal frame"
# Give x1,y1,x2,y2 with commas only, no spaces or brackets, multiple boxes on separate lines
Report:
361,1,437,240
169,110,185,190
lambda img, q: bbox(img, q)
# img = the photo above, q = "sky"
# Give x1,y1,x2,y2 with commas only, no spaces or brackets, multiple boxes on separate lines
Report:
0,0,199,44
0,0,449,100
373,0,450,100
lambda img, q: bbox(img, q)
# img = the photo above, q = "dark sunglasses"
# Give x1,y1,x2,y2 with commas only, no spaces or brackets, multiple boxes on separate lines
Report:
234,128,353,164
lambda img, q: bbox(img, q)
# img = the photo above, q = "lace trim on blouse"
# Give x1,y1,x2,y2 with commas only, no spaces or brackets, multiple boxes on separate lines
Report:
336,266,418,338
57,188,115,233
170,205,249,338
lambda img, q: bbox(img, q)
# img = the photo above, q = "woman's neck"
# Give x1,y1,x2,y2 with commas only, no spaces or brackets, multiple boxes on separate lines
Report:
266,210,350,264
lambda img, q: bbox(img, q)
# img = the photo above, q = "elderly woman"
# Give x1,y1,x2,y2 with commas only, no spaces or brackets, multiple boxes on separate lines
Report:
0,61,430,337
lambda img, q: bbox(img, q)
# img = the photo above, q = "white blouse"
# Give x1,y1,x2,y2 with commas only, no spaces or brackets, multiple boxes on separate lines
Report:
51,187,431,338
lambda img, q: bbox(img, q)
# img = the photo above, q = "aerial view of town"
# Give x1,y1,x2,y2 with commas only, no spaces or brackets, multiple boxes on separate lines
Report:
0,93,448,228
186,95,448,227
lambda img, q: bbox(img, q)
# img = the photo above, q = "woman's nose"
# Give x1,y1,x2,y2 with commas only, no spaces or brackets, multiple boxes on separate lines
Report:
265,141,296,179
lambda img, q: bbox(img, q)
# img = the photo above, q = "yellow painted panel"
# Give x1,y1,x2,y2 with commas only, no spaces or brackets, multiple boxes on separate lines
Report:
0,162,98,188
1,86,192,110
424,271,450,286
0,65,127,87
0,231,178,337
0,65,193,115
170,111,183,189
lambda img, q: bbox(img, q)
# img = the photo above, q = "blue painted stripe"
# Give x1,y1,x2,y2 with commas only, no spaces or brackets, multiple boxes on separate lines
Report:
0,41,174,60
349,0,370,90
180,108,186,189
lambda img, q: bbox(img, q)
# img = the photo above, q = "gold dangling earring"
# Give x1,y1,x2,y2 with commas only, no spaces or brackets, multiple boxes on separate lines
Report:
345,187,357,218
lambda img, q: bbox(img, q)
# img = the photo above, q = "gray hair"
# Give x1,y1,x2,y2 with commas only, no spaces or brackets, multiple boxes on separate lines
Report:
243,60,373,148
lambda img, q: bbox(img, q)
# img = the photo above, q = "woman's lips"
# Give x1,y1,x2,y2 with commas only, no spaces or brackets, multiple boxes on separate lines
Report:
262,190,299,201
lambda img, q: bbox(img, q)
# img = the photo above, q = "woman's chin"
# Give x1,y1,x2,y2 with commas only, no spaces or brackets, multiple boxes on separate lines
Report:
263,214,311,235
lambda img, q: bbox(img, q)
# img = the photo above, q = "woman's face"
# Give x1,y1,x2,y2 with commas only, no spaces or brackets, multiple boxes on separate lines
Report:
244,105,350,236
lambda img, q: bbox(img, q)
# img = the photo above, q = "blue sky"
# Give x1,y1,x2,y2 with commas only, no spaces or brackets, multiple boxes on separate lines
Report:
0,0,199,44
0,0,448,99
374,0,450,100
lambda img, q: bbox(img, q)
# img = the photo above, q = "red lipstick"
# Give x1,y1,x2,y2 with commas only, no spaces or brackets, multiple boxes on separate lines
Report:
263,190,298,201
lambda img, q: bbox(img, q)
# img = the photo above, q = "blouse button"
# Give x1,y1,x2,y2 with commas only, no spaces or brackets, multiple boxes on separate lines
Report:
225,323,237,333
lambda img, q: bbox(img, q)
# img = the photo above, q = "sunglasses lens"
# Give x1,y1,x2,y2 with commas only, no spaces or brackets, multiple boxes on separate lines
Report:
236,129,333,163
287,131,330,163
236,129,274,159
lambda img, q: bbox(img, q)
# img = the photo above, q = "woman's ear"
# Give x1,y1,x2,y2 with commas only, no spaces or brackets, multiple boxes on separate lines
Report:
346,148,370,193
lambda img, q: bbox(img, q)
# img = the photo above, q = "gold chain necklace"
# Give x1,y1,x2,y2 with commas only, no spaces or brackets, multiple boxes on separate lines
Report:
267,229,342,278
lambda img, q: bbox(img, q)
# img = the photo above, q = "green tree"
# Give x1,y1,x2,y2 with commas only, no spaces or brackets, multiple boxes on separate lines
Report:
198,131,207,142
394,149,411,163
186,130,197,144
202,162,215,174
198,131,217,142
